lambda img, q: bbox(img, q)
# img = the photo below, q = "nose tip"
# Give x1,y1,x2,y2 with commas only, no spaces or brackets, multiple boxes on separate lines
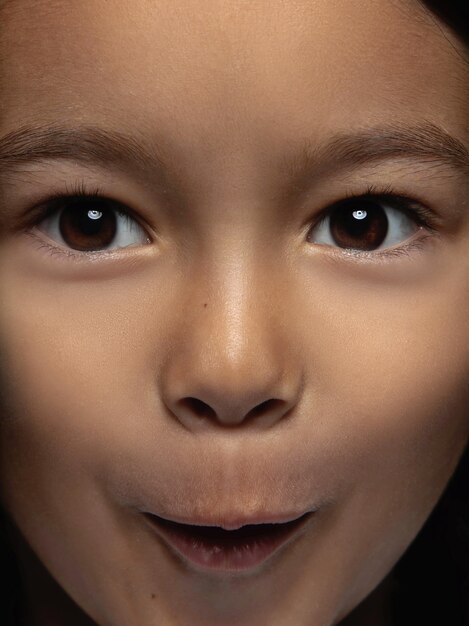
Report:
159,263,303,431
161,340,302,430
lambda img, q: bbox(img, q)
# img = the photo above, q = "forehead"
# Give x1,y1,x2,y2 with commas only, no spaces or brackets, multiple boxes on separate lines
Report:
0,0,467,170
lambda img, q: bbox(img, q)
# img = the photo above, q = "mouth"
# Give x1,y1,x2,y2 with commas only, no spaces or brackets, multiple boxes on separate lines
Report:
143,510,315,573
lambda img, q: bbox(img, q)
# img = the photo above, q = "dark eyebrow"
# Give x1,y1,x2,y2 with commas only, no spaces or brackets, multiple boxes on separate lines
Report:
283,120,469,192
0,124,180,189
0,121,468,191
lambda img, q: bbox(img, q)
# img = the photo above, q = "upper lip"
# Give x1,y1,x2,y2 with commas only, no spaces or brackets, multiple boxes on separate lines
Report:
144,509,317,531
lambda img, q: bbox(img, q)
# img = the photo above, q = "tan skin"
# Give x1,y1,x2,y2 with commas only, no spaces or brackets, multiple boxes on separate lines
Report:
0,1,468,625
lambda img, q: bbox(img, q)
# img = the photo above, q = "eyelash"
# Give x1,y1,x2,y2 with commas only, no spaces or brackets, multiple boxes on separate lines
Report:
22,181,439,263
308,183,439,261
23,181,148,262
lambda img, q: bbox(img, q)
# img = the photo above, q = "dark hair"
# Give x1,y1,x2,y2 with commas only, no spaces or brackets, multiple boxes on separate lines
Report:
420,0,469,45
0,2,468,626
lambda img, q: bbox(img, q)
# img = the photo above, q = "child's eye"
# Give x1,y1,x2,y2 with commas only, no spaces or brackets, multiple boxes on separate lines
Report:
32,195,151,253
306,191,435,257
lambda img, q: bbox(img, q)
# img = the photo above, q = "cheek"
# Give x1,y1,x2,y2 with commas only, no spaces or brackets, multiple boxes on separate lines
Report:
290,260,469,607
293,248,469,451
277,266,468,620
299,259,469,491
0,254,186,533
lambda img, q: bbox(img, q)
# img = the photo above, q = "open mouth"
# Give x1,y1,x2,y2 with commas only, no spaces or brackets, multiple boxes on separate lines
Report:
144,511,314,572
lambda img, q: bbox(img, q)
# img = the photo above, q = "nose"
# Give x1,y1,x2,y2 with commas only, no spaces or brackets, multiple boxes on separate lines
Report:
160,266,303,431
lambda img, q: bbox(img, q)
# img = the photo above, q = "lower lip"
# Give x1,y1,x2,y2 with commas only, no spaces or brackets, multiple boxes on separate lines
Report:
144,512,314,573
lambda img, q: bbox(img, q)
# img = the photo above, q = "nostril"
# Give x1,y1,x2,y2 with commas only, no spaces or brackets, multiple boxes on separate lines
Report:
246,398,285,420
179,397,217,420
173,397,292,428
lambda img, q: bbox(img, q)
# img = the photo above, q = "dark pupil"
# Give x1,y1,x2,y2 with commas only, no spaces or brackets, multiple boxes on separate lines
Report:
329,200,388,251
59,200,117,251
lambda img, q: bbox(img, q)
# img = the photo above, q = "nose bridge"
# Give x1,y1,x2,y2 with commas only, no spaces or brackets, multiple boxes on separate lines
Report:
206,246,262,373
161,244,302,429
187,246,282,395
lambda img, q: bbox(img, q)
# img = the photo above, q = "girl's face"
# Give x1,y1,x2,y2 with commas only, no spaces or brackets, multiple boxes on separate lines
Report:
0,1,468,625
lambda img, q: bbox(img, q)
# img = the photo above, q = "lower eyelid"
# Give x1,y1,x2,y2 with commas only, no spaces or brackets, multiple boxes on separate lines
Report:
21,187,440,265
25,231,82,260
306,189,441,257
26,230,435,270
24,230,128,264
327,231,436,263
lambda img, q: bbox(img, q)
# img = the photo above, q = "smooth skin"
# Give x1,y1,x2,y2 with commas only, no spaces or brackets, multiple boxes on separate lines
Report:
0,1,468,625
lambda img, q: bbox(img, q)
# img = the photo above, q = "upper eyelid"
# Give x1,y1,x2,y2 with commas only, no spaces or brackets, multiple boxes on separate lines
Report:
307,194,439,259
23,189,438,264
307,188,441,232
29,196,152,256
22,190,153,236
19,180,442,244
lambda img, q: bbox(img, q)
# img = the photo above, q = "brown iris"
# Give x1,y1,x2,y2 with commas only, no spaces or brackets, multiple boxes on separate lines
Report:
329,199,388,251
58,199,117,251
